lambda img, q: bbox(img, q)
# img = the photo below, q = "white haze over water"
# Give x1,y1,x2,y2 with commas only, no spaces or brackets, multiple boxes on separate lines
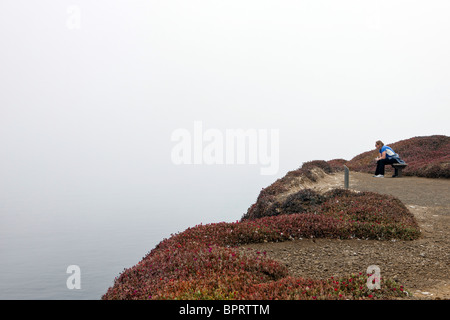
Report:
0,1,449,299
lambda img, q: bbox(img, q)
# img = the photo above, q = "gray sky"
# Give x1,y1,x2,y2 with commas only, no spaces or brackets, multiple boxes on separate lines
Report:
1,0,449,195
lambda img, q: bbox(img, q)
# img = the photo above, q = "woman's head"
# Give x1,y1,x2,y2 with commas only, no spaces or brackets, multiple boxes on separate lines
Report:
375,140,384,149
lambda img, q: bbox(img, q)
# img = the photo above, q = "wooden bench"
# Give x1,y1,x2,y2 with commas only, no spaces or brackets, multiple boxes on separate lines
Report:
391,163,408,177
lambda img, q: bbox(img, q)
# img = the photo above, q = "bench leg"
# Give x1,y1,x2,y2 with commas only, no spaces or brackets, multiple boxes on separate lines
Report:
392,167,399,177
397,168,403,177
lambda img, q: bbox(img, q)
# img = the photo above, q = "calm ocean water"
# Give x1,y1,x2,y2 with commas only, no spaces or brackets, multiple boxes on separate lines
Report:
0,171,268,300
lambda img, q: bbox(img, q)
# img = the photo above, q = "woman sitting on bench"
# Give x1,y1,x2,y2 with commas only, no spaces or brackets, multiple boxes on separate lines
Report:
374,140,400,178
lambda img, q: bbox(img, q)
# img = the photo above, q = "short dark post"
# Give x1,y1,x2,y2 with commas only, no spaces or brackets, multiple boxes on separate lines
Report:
344,165,349,189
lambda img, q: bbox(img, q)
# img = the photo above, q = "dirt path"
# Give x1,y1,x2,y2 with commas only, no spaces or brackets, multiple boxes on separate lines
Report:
243,172,450,299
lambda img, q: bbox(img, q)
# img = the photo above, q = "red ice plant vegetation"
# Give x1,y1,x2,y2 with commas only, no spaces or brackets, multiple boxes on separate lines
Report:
103,186,419,300
242,160,335,220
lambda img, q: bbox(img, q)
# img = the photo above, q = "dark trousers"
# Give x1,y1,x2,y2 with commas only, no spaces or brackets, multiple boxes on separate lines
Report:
375,158,397,176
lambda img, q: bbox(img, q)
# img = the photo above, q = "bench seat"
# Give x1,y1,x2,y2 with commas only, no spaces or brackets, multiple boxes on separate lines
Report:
391,163,408,177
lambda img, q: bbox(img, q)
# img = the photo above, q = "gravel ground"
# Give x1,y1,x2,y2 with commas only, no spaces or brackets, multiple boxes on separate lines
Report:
243,172,450,299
